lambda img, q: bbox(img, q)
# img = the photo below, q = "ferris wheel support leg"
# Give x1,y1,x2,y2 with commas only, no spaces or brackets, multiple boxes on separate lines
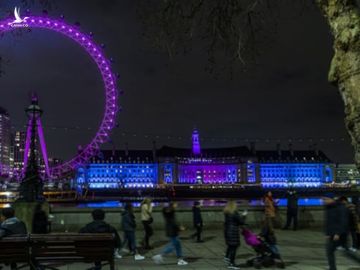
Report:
22,118,33,176
37,118,51,178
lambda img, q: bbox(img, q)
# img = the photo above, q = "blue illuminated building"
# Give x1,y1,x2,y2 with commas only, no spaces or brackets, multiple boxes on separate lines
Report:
156,145,254,184
76,131,335,189
257,148,333,188
77,150,158,189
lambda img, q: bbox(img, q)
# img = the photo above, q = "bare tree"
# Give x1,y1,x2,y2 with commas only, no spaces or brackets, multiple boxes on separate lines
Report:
139,0,360,168
137,0,283,76
316,0,360,168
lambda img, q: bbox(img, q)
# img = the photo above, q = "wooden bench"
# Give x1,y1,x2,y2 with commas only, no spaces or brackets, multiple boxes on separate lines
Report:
0,235,29,269
29,233,115,270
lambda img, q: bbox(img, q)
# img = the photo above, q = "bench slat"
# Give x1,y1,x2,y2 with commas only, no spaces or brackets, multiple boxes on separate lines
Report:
0,233,115,270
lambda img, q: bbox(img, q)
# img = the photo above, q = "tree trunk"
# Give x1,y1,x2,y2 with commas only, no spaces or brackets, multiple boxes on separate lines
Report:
316,0,360,168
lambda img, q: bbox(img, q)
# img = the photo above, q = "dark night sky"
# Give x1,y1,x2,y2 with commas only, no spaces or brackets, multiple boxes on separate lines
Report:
0,0,354,163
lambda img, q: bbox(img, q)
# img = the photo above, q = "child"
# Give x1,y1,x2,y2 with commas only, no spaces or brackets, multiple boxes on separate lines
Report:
260,221,285,268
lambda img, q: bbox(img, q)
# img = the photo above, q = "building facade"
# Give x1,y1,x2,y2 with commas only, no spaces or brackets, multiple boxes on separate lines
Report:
335,164,360,185
0,107,11,176
76,142,334,190
77,150,158,189
256,150,333,188
156,145,255,185
12,131,26,177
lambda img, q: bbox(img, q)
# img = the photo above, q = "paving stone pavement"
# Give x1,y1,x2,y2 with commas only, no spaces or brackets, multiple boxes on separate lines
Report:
4,229,360,270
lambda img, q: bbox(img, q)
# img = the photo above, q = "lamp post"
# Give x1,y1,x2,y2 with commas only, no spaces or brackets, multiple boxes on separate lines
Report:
18,93,44,202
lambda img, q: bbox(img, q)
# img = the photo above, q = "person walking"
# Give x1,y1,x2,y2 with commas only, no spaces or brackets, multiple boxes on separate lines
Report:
324,197,348,270
263,191,276,230
223,200,247,269
338,196,359,252
283,189,298,230
191,201,203,242
32,202,50,234
141,198,154,249
121,203,145,260
79,208,122,270
152,202,188,266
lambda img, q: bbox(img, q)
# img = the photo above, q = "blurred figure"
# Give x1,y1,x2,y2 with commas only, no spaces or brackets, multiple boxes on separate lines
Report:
32,202,49,234
260,221,285,268
152,202,188,266
283,189,298,230
355,197,360,248
121,202,145,260
263,191,276,230
324,197,348,270
141,198,153,249
190,201,203,242
223,200,247,269
80,208,122,270
338,196,359,252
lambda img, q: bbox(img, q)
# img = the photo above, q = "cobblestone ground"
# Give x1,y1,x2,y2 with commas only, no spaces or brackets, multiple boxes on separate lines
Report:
4,229,360,270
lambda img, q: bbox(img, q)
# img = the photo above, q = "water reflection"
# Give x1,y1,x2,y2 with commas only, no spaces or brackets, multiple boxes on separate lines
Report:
75,198,324,208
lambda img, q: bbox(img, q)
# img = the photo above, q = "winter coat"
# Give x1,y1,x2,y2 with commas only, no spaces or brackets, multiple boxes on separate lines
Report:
325,201,349,236
192,206,203,227
141,204,153,222
264,196,276,218
121,210,136,232
79,220,121,248
287,192,298,210
224,211,245,246
32,210,49,234
163,206,180,237
0,217,27,239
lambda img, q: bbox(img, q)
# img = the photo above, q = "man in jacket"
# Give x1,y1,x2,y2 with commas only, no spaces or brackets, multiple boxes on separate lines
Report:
0,207,27,270
324,197,349,270
121,203,145,260
152,202,188,266
80,209,122,270
283,189,298,230
191,201,203,242
0,207,27,239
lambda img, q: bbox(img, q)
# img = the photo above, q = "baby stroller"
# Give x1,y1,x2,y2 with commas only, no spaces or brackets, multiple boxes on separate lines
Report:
242,228,285,269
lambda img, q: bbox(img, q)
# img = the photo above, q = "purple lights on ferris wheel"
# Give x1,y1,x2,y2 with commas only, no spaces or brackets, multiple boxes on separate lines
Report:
0,13,119,178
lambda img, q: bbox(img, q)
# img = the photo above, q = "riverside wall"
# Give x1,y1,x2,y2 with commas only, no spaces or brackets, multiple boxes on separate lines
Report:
50,205,325,232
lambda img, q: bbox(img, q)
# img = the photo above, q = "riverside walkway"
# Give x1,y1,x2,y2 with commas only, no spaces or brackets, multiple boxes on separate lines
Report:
42,229,360,270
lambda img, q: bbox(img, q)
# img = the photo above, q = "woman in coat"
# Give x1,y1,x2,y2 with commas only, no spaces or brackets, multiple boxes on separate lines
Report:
141,198,154,249
264,191,276,230
224,200,247,269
